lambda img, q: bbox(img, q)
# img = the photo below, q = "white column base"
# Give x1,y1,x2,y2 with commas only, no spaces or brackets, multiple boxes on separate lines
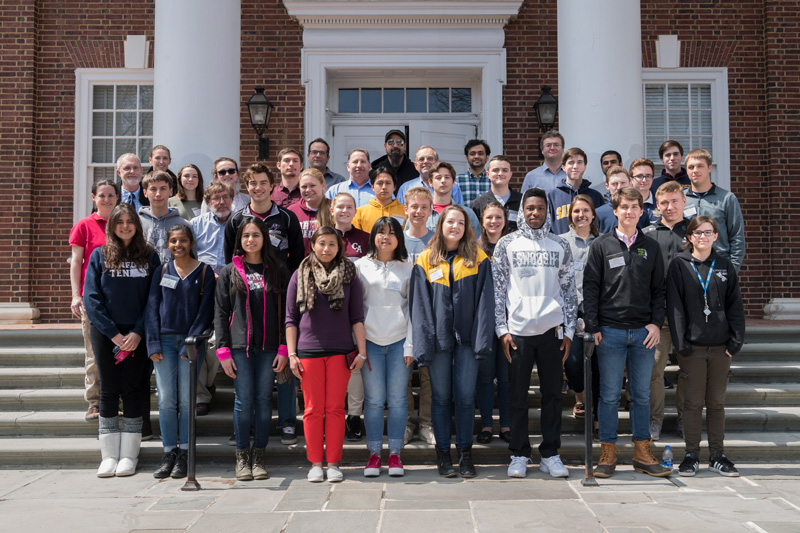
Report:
0,303,41,324
763,298,800,320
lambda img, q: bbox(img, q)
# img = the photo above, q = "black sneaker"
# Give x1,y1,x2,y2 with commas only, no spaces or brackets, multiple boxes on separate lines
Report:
345,415,363,441
709,453,739,477
678,453,699,477
153,449,178,479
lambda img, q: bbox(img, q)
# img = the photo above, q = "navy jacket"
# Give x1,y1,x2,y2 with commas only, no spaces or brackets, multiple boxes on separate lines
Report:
546,179,605,235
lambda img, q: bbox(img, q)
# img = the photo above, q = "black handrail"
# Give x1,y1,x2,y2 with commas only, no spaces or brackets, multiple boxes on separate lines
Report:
181,329,213,492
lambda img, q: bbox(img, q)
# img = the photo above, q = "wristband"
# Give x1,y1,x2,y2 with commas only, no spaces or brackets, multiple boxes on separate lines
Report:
357,353,367,360
288,352,298,357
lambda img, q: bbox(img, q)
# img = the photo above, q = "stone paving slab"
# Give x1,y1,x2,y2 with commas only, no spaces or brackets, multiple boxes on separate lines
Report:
380,509,473,533
285,510,380,532
472,499,603,532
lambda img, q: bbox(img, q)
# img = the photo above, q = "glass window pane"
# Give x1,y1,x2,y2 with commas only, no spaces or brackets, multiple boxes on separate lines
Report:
645,137,663,161
339,89,358,113
668,110,690,135
451,88,471,112
429,88,449,113
92,167,116,183
139,112,153,136
361,88,381,113
139,85,154,109
115,139,136,160
93,85,114,109
116,86,138,109
139,139,153,163
645,110,666,135
673,137,690,154
407,89,426,112
384,89,404,113
692,110,713,135
116,112,137,136
667,85,689,108
92,112,113,136
696,136,713,154
691,85,712,109
644,85,665,108
91,139,113,163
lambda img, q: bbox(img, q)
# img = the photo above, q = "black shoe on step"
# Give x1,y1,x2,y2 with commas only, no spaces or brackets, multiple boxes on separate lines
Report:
436,447,457,478
153,449,178,479
345,415,363,441
171,449,188,479
458,447,477,478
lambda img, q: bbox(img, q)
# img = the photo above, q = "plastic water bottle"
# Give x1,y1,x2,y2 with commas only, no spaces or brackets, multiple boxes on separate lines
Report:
662,445,673,469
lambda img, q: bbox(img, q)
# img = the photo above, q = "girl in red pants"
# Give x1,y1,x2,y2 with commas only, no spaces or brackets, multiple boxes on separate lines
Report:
286,226,367,482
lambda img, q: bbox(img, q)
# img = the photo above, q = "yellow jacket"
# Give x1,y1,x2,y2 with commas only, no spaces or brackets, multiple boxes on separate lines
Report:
352,199,407,233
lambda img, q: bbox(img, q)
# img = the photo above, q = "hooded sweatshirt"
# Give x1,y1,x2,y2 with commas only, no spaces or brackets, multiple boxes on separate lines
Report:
352,198,407,234
492,191,578,340
138,206,193,263
546,178,605,235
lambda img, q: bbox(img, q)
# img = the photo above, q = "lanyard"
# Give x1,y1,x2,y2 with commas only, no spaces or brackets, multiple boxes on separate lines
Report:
689,259,715,321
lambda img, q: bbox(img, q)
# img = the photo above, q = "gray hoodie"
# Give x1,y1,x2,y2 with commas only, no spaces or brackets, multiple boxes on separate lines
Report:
138,207,193,263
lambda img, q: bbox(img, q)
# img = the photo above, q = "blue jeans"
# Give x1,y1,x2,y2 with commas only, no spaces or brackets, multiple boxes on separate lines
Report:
476,335,509,429
231,348,277,450
277,373,297,429
362,339,410,454
428,344,480,450
597,326,654,443
153,334,202,449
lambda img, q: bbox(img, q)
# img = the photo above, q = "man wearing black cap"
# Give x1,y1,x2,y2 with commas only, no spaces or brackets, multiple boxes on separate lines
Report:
371,129,419,188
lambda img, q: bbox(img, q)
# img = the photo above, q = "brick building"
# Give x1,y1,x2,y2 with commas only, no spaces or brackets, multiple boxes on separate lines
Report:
0,0,797,324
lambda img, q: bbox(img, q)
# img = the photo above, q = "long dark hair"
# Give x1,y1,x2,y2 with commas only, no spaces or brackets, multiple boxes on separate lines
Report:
366,216,408,262
309,226,345,270
102,204,154,272
176,164,204,201
477,201,509,254
231,217,282,294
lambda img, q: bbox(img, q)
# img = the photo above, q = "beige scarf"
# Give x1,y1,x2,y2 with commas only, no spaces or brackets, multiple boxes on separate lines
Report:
296,256,356,313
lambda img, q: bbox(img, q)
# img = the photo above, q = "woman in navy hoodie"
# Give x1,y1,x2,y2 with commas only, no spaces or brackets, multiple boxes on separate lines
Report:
145,225,215,479
215,216,288,481
83,203,161,478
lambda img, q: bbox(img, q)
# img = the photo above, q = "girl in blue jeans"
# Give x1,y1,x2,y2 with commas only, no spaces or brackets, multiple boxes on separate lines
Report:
355,217,413,477
409,205,495,478
214,217,288,481
146,225,216,479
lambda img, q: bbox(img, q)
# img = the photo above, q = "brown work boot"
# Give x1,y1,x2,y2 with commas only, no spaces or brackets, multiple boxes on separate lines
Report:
632,439,671,477
594,442,618,478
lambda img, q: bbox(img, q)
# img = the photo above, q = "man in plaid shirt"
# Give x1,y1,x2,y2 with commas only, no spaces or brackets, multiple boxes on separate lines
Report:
455,139,491,205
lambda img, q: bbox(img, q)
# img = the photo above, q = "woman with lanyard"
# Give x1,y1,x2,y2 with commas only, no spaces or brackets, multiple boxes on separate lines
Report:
409,205,495,478
474,201,511,444
355,217,413,477
666,215,745,477
145,225,215,479
286,226,367,483
69,179,119,421
215,217,288,481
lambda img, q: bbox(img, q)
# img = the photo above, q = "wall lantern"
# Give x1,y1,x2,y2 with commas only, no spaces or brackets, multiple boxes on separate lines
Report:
246,86,275,160
533,85,558,131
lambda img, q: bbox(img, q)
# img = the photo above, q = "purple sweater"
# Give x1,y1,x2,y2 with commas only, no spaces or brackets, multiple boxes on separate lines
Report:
285,269,364,357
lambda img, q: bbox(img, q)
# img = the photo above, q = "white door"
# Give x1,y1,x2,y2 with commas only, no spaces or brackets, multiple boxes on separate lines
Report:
329,125,389,176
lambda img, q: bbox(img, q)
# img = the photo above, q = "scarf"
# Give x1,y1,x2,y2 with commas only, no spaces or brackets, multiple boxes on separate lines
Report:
296,255,356,313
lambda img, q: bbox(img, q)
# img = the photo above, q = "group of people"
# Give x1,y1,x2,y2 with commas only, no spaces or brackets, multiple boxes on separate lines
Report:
69,130,745,482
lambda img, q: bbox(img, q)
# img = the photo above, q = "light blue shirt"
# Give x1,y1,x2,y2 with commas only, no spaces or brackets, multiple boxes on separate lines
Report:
520,164,566,194
397,177,464,206
121,187,142,212
191,212,227,274
325,179,376,207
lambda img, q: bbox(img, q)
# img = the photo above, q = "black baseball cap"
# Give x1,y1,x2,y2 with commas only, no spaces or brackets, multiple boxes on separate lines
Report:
384,129,406,142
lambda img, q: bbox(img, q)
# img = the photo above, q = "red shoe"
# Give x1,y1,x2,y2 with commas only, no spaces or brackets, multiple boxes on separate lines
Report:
388,454,404,477
364,454,381,477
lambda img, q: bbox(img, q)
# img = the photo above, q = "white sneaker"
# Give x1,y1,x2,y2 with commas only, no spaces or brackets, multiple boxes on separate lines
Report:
650,422,662,441
307,466,324,483
327,465,344,483
419,425,436,445
539,455,569,478
507,456,529,478
404,425,414,445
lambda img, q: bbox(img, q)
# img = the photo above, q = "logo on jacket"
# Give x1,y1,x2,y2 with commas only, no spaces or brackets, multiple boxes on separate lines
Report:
511,250,559,268
637,248,648,260
716,271,727,282
351,242,363,255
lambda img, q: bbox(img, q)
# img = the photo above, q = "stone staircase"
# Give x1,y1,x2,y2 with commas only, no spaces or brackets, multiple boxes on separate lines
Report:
1,325,799,469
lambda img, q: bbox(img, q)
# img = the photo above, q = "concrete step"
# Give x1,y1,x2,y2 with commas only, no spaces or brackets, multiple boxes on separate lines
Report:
0,347,85,367
0,367,86,389
0,328,83,347
0,431,797,468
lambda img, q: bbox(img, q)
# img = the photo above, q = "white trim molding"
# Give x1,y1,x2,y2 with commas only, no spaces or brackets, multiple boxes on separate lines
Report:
764,299,800,320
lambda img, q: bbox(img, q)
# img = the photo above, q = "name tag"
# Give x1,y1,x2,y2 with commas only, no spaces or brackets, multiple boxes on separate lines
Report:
684,205,698,218
573,260,585,271
608,256,625,269
430,268,444,282
385,275,402,291
270,233,287,250
508,211,518,223
192,208,201,216
160,274,180,289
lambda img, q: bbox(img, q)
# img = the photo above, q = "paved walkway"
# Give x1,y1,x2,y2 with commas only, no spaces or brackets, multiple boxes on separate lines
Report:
1,462,799,532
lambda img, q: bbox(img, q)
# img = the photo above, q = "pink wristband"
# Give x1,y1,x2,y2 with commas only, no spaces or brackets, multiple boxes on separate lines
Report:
277,344,289,357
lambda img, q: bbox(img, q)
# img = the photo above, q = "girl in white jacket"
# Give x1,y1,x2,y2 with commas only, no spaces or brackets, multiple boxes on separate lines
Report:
355,217,413,477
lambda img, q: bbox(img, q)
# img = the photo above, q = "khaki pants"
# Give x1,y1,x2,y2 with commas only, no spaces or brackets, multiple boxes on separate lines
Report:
196,334,219,404
81,313,100,407
678,345,731,456
406,365,432,429
347,368,364,417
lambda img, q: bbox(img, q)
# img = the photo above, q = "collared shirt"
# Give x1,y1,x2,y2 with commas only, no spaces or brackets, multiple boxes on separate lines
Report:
199,191,250,217
520,164,566,193
271,182,302,209
121,187,142,212
325,178,376,208
397,177,465,205
323,168,347,190
455,169,490,205
191,211,227,274
615,227,639,250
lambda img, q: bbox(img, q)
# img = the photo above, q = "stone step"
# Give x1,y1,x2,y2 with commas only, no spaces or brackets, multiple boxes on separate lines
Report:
0,431,797,468
0,347,85,367
0,367,86,389
3,405,800,437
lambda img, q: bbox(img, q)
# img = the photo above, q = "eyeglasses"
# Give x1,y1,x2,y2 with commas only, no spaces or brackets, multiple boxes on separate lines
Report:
209,195,232,203
309,150,328,156
386,140,405,146
543,143,562,149
692,230,716,238
631,174,654,181
216,168,237,176
416,156,437,163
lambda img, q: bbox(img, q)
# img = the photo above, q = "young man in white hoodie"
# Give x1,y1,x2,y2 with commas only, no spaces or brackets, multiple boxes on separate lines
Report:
492,187,577,479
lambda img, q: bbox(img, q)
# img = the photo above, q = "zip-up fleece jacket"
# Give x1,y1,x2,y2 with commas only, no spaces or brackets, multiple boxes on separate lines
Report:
666,249,745,356
214,256,287,361
223,203,304,272
582,230,666,333
288,199,319,257
138,207,192,263
546,178,606,235
355,256,413,353
409,247,495,366
684,184,745,272
492,206,578,340
641,218,689,275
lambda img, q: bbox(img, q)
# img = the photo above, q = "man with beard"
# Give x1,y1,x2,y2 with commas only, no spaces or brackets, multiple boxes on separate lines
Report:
456,139,491,205
371,130,419,189
117,153,149,210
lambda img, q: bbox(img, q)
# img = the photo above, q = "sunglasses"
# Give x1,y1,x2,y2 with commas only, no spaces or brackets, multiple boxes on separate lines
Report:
217,168,237,176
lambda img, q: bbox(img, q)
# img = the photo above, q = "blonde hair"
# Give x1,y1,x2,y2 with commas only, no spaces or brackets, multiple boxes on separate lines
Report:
404,186,433,205
428,205,478,268
299,168,332,227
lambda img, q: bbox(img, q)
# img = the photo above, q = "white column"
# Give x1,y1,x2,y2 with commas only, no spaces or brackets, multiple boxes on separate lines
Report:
557,0,643,189
154,0,240,173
